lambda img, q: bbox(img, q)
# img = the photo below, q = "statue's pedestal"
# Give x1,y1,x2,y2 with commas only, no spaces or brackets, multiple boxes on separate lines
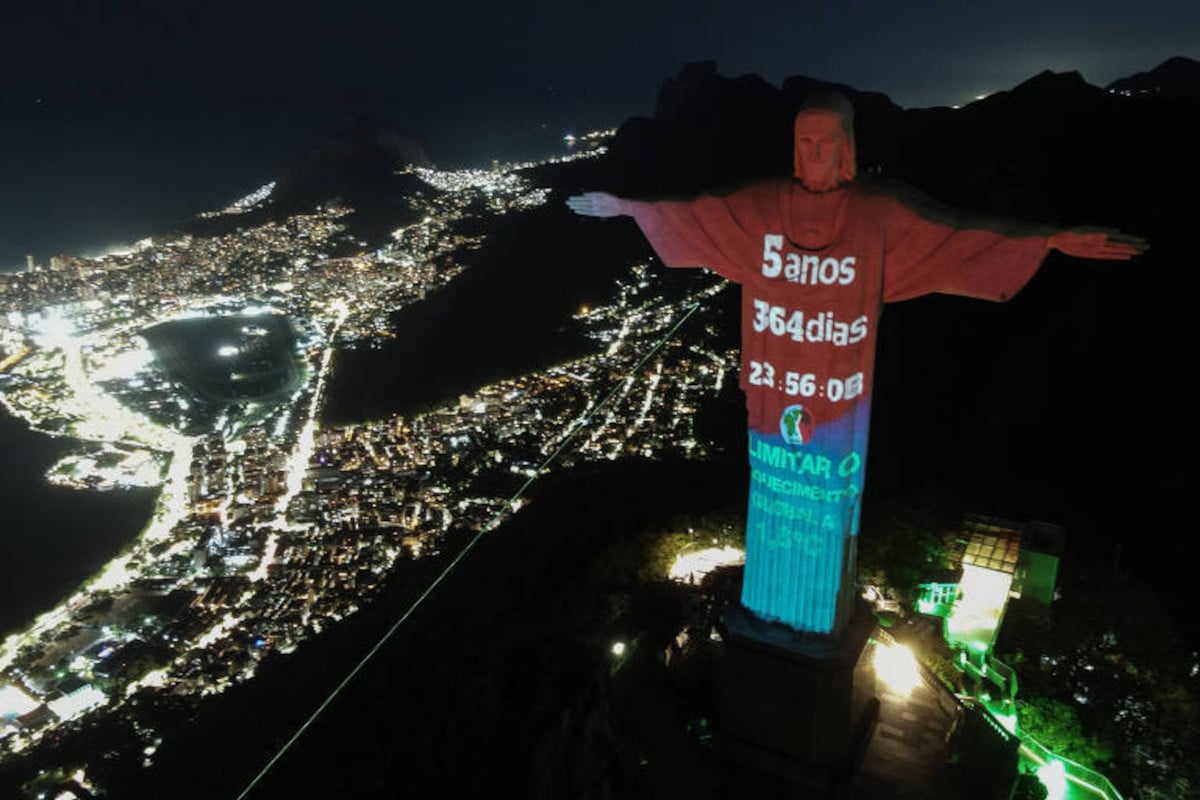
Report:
716,604,878,791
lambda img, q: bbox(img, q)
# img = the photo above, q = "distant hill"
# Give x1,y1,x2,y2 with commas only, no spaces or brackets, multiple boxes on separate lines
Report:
1106,55,1200,97
179,114,434,247
268,114,432,213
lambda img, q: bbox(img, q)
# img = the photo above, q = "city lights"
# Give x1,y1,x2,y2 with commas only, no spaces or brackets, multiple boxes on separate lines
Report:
0,140,734,770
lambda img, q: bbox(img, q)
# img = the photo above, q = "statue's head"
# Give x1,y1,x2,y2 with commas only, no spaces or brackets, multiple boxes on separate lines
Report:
793,91,857,191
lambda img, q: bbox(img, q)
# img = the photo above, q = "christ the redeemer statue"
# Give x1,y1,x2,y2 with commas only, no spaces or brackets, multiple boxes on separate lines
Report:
568,92,1143,636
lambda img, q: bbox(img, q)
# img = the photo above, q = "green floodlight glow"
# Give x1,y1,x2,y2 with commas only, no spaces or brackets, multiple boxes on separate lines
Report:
1037,758,1068,800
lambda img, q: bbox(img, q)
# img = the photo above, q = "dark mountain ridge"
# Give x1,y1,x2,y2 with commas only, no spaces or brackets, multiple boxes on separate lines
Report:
598,57,1193,228
267,113,432,212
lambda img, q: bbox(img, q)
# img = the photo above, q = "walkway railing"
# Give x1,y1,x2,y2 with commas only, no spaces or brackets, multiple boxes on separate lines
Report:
956,648,1123,800
877,625,1124,800
959,650,1017,705
1018,730,1124,800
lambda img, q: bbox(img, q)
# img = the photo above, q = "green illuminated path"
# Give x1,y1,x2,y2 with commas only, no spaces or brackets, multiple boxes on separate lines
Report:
951,644,1121,800
967,683,1119,800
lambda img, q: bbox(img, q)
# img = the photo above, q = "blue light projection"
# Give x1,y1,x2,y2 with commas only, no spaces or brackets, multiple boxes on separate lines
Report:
740,398,868,633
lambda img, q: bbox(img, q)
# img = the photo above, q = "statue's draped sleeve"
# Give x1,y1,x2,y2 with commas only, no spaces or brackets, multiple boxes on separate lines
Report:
622,192,760,283
879,191,1052,303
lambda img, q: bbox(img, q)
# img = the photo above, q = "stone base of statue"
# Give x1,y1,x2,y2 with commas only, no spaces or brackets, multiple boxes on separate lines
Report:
715,601,878,793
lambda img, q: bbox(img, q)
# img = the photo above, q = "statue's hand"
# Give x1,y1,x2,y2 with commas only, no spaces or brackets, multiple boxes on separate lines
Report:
565,191,626,218
1048,229,1148,260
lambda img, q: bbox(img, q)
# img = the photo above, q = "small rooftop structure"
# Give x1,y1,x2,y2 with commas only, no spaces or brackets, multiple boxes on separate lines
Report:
952,515,1023,575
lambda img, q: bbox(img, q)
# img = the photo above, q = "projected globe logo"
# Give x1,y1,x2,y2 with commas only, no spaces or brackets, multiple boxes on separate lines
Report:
779,404,814,445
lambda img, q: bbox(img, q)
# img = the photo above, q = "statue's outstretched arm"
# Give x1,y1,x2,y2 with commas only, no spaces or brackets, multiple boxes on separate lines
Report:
879,179,1149,262
1047,228,1148,260
565,191,627,218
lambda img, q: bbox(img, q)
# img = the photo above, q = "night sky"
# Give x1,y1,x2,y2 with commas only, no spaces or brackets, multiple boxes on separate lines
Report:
1,0,1195,268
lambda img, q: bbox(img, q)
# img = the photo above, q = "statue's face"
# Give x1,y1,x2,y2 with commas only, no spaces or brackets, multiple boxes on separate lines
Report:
793,110,847,192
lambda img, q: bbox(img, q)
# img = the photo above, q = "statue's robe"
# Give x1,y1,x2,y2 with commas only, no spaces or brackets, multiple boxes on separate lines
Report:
626,178,1050,633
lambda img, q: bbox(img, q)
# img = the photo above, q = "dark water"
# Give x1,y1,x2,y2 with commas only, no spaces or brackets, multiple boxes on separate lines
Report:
0,410,157,635
142,313,302,402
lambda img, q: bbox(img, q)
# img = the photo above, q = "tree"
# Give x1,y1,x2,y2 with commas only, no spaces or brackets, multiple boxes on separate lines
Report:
858,502,953,604
1016,696,1112,771
1011,770,1049,800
